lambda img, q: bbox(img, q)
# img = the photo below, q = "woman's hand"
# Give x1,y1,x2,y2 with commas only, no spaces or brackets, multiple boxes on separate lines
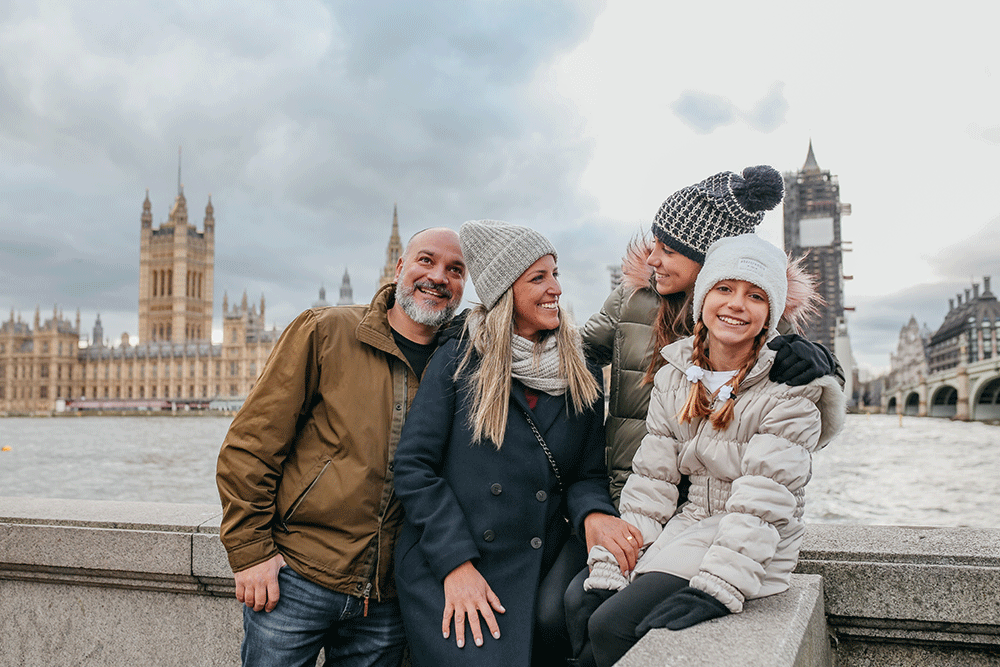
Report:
584,512,643,575
442,561,506,648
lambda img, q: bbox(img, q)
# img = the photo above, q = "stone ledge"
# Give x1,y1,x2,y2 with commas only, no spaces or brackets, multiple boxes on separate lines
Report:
5,499,1000,666
619,574,831,667
0,497,230,597
797,524,1000,664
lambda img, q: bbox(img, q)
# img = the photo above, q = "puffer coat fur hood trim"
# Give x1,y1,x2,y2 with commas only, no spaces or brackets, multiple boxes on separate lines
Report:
620,235,823,334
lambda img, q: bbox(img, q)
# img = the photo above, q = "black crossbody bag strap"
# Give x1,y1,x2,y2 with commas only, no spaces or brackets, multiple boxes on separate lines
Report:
514,403,564,494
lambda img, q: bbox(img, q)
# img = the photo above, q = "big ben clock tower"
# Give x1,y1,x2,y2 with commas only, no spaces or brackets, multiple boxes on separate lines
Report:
782,141,852,352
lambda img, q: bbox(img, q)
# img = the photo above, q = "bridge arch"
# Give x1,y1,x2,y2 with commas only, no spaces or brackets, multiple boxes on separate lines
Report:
974,376,1000,421
886,396,897,414
929,385,958,418
904,391,920,416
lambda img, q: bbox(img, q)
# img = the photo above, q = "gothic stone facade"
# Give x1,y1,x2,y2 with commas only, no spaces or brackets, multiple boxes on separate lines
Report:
1,199,400,414
0,189,276,413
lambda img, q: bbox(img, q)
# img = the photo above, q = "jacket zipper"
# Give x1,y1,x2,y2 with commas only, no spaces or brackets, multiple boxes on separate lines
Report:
280,460,331,531
369,360,407,605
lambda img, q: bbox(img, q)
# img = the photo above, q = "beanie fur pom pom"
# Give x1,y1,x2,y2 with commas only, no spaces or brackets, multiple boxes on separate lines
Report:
732,165,784,212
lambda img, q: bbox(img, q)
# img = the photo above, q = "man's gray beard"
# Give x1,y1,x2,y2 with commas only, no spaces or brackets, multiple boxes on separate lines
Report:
395,282,459,329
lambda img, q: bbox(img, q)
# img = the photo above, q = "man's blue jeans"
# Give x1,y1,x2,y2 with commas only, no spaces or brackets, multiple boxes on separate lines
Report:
241,565,406,667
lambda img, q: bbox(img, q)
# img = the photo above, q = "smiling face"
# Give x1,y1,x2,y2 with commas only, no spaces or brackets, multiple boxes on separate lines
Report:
646,239,701,296
512,254,561,342
702,279,770,370
393,228,466,331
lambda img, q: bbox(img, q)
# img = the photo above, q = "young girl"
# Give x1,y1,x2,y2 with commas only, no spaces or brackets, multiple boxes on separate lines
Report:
574,234,846,667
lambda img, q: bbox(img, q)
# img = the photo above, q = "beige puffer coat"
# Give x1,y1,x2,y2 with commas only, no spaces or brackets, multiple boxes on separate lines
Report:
582,238,833,509
585,336,845,612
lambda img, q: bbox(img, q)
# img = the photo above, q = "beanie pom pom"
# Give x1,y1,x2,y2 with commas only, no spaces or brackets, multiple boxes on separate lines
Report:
732,165,783,212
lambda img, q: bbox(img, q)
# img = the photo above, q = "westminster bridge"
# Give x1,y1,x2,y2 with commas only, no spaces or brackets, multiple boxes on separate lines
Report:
884,356,1000,421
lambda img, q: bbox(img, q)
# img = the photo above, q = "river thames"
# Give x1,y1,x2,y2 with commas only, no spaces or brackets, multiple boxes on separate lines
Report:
1,414,997,528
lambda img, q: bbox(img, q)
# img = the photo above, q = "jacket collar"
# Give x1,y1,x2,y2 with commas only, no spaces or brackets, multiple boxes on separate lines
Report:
355,283,404,358
661,335,777,392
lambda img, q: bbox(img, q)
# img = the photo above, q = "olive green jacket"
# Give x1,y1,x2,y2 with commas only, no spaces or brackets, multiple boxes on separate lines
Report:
582,282,659,508
216,284,417,601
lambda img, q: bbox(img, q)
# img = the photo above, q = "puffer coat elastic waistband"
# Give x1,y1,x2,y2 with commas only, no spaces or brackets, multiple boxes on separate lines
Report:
686,474,805,520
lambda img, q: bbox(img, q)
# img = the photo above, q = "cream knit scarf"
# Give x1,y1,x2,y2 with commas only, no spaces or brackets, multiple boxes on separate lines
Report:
510,333,568,396
466,311,568,396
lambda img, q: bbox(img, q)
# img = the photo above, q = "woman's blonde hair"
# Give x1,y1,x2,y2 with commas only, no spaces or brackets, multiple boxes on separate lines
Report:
676,319,769,430
456,289,600,447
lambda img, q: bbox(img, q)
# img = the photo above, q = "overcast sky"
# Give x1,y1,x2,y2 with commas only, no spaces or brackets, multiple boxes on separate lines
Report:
2,1,997,373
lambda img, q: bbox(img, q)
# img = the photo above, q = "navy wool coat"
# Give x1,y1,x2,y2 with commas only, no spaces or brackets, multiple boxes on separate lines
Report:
394,337,616,667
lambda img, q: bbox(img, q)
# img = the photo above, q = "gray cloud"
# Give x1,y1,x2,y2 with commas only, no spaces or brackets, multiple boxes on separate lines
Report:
741,82,789,133
670,91,736,134
926,213,1000,280
0,0,611,341
671,82,788,134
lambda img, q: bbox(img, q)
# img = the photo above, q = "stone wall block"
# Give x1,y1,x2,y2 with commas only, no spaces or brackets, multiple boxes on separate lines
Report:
618,574,831,667
0,523,192,575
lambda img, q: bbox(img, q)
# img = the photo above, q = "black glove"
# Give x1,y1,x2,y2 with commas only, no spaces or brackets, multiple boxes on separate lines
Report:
767,334,835,386
635,587,729,634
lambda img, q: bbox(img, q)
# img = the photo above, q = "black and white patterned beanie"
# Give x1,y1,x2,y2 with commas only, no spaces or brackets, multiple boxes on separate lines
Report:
651,165,784,265
460,219,557,310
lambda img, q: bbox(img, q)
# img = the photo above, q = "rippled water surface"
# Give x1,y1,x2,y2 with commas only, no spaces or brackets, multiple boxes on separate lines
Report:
1,414,997,527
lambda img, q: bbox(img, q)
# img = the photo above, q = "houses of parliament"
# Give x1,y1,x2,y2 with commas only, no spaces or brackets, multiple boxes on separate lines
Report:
0,186,400,415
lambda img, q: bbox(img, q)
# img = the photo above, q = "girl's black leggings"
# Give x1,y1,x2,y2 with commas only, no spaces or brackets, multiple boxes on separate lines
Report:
565,568,688,667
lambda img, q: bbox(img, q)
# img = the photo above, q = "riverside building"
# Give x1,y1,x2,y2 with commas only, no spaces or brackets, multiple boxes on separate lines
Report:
1,186,390,415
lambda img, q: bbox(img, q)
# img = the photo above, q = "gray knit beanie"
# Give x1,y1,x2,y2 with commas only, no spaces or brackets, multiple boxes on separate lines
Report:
692,234,788,337
459,220,557,309
651,165,784,264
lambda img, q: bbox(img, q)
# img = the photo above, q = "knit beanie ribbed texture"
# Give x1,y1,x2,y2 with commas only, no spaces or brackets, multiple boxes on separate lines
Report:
651,165,783,264
459,219,557,309
692,234,788,337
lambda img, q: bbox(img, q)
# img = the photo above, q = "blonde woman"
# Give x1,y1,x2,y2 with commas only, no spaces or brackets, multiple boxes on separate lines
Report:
394,220,640,667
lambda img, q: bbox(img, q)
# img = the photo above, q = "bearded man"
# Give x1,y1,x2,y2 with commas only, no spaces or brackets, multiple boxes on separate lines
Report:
217,227,466,667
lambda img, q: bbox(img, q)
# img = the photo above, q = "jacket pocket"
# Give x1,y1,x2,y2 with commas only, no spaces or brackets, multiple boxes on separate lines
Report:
280,460,331,531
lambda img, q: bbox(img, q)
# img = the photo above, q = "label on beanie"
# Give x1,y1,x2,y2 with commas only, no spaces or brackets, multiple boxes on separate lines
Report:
737,257,766,276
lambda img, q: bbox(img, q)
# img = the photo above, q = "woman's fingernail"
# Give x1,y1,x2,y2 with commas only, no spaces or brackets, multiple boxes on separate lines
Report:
457,639,464,648
493,631,500,639
475,637,483,646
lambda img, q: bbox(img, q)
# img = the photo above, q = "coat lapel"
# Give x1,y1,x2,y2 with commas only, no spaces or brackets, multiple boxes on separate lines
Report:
511,381,565,436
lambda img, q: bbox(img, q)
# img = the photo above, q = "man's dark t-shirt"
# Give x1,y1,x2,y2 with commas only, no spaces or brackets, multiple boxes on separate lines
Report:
391,329,437,379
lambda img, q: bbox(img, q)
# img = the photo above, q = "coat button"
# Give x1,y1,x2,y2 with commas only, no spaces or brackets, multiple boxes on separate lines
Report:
535,490,547,502
395,403,402,411
483,530,496,542
530,537,542,549
490,483,502,496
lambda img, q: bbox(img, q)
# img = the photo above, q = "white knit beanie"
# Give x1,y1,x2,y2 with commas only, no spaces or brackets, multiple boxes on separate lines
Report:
692,234,788,337
459,220,557,309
